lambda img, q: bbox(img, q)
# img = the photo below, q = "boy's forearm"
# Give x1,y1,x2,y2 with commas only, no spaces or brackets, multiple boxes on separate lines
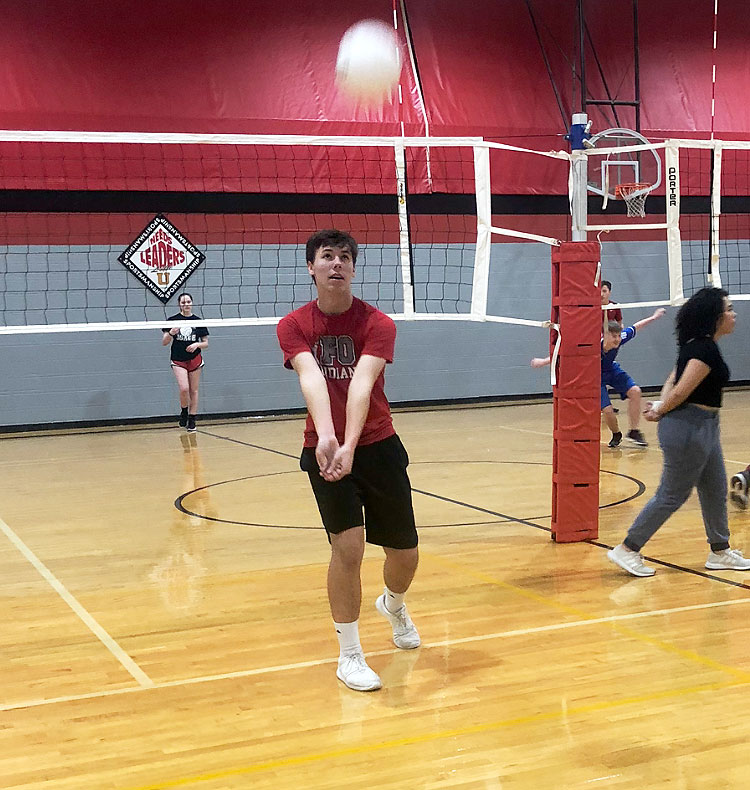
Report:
342,376,373,449
633,316,656,331
298,368,336,438
342,356,385,450
633,309,666,332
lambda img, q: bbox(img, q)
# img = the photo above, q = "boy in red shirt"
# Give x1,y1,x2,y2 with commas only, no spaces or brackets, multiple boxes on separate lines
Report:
601,280,623,328
277,230,419,692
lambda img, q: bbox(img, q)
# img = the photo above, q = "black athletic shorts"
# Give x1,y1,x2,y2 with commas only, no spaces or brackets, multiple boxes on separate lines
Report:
300,433,418,549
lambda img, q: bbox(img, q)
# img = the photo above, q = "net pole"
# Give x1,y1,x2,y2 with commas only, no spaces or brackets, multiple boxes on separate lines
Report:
569,112,589,241
550,242,601,543
570,152,589,239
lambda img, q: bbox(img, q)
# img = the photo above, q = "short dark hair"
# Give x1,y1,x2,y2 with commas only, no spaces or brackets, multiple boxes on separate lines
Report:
179,292,193,303
606,320,623,335
601,280,612,290
675,287,728,346
306,229,358,265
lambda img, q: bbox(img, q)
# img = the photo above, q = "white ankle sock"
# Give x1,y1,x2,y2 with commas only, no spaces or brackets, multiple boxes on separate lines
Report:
384,586,405,613
333,620,361,655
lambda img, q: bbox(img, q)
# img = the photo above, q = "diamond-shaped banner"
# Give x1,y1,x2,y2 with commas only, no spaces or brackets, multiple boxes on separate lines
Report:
118,215,205,304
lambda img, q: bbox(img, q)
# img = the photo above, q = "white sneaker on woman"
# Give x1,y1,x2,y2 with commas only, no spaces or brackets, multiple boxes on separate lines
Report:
705,548,750,570
607,543,655,577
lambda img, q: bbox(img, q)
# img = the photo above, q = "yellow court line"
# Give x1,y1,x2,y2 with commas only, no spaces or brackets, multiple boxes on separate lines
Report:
427,551,592,617
4,594,750,713
123,678,744,790
425,550,750,682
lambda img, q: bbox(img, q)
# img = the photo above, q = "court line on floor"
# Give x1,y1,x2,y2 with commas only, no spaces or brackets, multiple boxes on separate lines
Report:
193,432,647,530
3,594,750,713
0,515,154,689
120,678,745,790
426,551,750,682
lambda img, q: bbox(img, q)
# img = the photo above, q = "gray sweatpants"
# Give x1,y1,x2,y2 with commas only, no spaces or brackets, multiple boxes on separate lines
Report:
625,405,730,552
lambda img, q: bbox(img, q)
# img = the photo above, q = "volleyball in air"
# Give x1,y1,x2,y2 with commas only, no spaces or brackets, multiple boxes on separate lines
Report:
335,19,402,104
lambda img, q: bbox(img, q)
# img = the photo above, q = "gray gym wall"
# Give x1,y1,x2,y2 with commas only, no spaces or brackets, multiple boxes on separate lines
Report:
1,238,747,429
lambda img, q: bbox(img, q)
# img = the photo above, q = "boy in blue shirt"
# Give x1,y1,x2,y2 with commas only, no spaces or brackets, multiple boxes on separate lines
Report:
601,308,665,447
532,307,665,448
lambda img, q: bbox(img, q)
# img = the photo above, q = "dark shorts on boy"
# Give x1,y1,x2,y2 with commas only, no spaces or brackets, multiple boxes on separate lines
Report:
601,363,636,409
300,433,418,550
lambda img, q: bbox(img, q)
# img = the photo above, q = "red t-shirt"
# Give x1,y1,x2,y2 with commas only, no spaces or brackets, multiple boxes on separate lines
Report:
603,301,623,323
277,297,396,448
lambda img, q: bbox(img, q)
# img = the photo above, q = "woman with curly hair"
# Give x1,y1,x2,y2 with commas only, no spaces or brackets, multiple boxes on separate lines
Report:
608,287,750,576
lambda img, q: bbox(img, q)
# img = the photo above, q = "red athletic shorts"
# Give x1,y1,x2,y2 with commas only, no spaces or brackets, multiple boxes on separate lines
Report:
171,354,204,372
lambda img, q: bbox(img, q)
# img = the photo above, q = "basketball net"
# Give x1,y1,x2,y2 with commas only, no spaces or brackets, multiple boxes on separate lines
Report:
614,182,651,217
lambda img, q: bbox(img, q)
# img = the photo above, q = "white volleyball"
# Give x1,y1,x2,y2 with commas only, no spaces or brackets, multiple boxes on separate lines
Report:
335,19,402,104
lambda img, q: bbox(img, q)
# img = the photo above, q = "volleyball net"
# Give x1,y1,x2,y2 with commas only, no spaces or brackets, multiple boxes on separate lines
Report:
678,140,750,299
3,130,750,338
582,135,750,307
0,131,567,335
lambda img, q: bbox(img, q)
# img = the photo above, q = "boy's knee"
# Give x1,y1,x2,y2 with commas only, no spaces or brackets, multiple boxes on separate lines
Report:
331,528,365,566
627,385,642,399
398,547,419,572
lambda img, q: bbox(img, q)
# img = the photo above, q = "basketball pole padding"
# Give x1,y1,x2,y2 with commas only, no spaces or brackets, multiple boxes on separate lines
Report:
550,242,601,542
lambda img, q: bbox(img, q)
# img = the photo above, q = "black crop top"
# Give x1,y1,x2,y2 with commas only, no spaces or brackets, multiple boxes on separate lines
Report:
162,313,209,362
674,336,729,408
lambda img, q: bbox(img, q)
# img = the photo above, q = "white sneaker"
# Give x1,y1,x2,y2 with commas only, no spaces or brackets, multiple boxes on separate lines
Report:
375,592,421,649
705,548,750,571
336,651,381,692
607,543,655,577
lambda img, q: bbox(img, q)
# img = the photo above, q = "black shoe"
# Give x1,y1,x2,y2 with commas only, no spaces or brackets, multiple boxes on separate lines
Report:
178,409,188,428
608,432,622,448
186,415,197,433
626,429,648,447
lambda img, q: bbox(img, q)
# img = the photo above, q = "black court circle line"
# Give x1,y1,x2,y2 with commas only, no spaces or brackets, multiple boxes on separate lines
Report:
183,430,750,591
174,460,646,532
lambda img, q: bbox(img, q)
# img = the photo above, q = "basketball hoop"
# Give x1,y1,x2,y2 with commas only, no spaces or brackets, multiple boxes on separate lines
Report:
614,182,651,217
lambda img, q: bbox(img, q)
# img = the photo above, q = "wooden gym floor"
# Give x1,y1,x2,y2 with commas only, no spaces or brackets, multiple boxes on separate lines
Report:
3,393,750,789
